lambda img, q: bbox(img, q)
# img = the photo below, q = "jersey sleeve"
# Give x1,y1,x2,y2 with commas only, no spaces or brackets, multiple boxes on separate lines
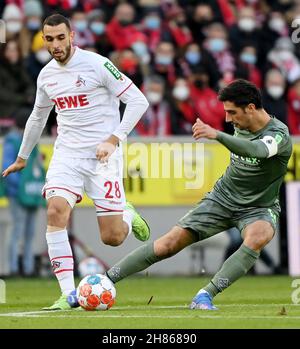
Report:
259,131,290,158
35,72,54,108
98,58,133,97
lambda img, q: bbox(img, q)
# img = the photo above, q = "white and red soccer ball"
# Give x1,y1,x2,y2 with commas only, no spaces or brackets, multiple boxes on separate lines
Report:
77,274,116,311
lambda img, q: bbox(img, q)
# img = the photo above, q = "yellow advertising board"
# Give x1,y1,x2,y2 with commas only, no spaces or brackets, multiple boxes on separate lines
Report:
1,140,299,207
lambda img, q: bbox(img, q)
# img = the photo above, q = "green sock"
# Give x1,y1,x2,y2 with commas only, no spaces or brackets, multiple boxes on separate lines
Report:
106,242,163,283
204,244,260,298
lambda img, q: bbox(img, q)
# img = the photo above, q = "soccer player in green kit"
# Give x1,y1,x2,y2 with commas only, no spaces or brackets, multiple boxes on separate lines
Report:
105,79,293,310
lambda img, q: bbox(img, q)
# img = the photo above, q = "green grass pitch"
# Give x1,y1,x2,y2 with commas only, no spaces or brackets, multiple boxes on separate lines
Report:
0,276,299,329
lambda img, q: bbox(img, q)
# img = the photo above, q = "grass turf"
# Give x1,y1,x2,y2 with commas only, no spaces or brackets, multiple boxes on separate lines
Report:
0,275,299,329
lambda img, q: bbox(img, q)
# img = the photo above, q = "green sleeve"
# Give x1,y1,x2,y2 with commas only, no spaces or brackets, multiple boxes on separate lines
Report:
216,131,269,158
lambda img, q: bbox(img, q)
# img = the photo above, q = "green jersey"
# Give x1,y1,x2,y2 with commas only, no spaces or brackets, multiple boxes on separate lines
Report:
212,117,292,208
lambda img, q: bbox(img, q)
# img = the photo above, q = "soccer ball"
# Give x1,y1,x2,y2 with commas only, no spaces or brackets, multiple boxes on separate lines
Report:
76,274,116,311
78,257,106,278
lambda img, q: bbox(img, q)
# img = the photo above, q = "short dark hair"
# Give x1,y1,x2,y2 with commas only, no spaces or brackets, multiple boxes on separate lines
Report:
43,14,71,31
218,79,262,109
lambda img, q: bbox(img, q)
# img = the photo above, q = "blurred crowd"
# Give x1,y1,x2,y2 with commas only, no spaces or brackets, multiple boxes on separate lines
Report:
1,0,300,136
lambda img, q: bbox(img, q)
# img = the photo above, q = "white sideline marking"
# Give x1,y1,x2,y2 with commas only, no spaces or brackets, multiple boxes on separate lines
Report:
0,304,299,319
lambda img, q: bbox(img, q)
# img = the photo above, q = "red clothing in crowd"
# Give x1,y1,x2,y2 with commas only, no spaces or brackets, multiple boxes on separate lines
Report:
190,85,225,131
106,18,146,51
288,87,300,135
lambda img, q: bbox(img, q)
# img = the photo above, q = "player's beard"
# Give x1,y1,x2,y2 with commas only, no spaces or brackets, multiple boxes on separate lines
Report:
51,42,72,63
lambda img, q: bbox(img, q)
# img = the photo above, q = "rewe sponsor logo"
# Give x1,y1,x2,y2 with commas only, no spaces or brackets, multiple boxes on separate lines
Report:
52,94,89,110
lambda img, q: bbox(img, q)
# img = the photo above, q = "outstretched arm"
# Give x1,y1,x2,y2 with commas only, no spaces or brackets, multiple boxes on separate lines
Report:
192,118,269,158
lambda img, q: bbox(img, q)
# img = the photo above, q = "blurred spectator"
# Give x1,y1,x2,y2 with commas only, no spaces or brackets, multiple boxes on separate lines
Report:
262,69,287,125
203,23,236,86
135,75,171,136
2,107,45,277
142,11,162,54
114,49,144,88
2,3,23,40
169,77,197,134
188,67,225,131
152,41,179,86
187,3,220,45
228,6,261,55
266,37,300,84
25,31,52,82
287,79,300,135
260,11,289,64
235,45,262,87
71,10,95,48
19,0,44,58
0,39,35,133
106,3,146,51
179,42,220,89
87,9,113,57
165,6,193,48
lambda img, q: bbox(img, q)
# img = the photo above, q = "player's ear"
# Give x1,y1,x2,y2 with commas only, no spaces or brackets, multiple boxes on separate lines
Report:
246,103,256,113
70,30,75,43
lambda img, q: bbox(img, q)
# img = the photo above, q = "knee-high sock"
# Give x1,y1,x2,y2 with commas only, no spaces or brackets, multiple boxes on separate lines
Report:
203,244,260,298
46,229,75,295
106,242,162,283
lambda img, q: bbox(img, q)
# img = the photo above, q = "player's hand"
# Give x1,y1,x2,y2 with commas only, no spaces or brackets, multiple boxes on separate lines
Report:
2,157,27,177
96,142,116,163
192,118,218,140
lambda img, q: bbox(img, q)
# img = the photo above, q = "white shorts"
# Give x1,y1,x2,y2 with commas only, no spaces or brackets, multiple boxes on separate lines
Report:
42,147,126,216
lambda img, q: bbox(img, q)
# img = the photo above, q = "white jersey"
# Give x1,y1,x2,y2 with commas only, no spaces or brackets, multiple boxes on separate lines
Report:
36,47,134,158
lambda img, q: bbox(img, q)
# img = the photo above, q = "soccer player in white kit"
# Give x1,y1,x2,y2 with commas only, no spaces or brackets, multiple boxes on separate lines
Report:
2,14,150,310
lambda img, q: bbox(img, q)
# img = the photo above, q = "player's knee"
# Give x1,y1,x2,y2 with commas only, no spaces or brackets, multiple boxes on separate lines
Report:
47,203,69,226
244,227,274,251
156,240,178,258
101,229,125,246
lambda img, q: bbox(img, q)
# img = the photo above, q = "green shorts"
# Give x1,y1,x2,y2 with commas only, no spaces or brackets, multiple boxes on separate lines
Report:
177,197,279,242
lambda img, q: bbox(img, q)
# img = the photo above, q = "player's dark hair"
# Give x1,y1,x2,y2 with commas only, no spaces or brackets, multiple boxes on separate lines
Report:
218,79,263,109
43,14,71,31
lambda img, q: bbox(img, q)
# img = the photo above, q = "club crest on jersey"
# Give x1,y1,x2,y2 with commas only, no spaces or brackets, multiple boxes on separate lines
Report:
104,61,125,82
75,75,86,87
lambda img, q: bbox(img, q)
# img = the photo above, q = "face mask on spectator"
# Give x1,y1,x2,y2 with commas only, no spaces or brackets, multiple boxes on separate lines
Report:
119,19,132,27
173,86,189,101
194,79,205,89
145,17,160,30
185,51,201,65
240,52,257,64
73,20,88,32
269,18,285,32
90,22,106,35
155,54,172,66
27,19,41,31
35,49,52,64
208,38,226,53
147,91,162,104
267,86,284,99
238,18,256,32
7,21,22,33
132,41,148,57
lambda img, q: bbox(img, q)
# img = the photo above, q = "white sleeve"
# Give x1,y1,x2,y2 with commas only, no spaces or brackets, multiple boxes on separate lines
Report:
98,58,149,140
18,74,54,159
113,83,149,141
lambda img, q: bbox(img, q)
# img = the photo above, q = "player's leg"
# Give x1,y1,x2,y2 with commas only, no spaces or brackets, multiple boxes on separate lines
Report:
42,157,84,310
106,225,196,282
106,198,231,285
197,208,277,310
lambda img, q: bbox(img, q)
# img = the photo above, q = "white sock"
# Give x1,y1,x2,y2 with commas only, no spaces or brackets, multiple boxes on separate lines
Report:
123,208,134,235
46,229,75,296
